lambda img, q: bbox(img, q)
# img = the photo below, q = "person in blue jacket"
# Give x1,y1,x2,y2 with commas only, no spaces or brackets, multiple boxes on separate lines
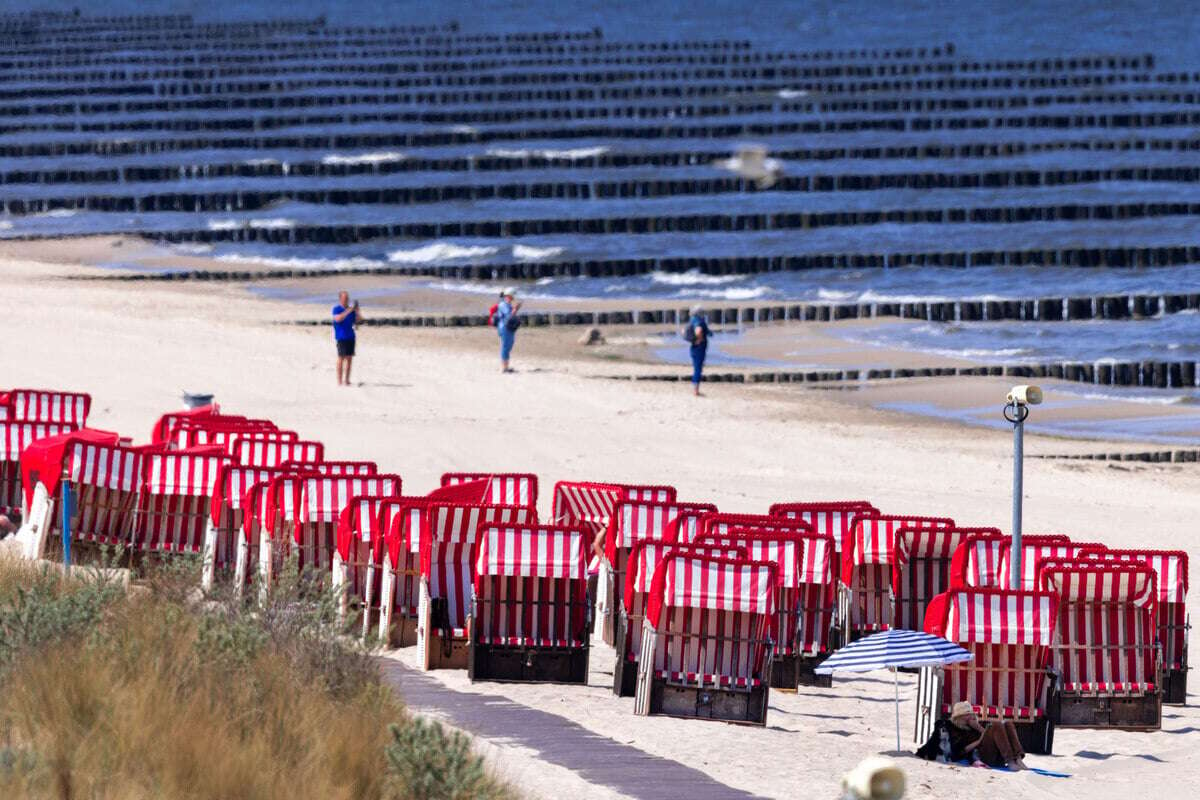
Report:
685,305,712,396
332,290,362,385
493,288,522,373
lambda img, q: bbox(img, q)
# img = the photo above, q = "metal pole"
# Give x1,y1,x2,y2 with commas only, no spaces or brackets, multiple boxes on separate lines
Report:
1010,407,1025,590
60,482,73,574
894,669,901,753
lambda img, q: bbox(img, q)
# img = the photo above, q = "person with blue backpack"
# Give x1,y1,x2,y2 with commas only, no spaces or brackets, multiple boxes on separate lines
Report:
491,288,522,373
683,305,712,396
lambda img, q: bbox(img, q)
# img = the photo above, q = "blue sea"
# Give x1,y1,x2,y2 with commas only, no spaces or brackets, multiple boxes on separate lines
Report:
4,0,1200,440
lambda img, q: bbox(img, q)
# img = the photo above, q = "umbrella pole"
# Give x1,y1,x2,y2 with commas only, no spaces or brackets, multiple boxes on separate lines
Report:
894,669,900,753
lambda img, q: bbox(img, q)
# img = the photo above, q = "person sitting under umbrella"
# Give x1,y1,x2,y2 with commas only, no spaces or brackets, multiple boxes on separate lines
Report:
916,701,1028,770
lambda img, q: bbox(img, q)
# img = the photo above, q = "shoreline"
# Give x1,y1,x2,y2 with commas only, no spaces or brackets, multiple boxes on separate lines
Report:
2,243,1198,800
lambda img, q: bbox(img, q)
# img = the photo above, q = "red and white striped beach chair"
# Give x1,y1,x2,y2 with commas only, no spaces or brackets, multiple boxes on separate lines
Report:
0,421,76,516
695,528,820,690
468,523,590,683
16,430,141,560
919,587,1060,754
130,451,230,559
842,513,954,641
375,497,431,645
613,539,747,696
150,404,219,444
600,499,718,645
202,463,284,590
702,523,838,687
283,460,376,476
269,474,401,588
552,480,676,642
376,480,500,646
332,493,393,626
231,438,324,468
442,472,539,506
1039,562,1162,729
417,500,537,670
891,527,1001,632
633,553,779,725
2,389,91,427
1084,549,1189,704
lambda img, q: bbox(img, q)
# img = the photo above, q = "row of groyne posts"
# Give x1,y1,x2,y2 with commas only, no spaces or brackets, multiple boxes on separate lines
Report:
279,291,1196,329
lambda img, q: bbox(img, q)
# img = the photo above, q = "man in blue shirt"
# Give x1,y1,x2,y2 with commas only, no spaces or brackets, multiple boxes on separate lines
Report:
332,291,362,385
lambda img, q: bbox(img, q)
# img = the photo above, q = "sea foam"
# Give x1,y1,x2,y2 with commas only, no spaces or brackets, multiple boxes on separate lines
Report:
387,242,500,264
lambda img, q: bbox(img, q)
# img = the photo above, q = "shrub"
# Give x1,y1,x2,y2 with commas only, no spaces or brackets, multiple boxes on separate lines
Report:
386,718,513,800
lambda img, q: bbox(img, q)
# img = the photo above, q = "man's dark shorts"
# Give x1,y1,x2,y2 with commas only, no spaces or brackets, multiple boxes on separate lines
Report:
336,337,356,357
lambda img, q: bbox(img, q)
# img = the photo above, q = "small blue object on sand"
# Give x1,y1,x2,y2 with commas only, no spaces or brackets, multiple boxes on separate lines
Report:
992,766,1072,778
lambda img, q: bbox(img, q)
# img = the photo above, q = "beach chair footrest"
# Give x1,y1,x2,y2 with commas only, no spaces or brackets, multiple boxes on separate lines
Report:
1052,690,1162,730
648,679,769,726
469,641,589,684
1163,667,1188,705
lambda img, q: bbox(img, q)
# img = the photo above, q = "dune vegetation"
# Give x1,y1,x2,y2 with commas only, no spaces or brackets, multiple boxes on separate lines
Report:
0,556,517,800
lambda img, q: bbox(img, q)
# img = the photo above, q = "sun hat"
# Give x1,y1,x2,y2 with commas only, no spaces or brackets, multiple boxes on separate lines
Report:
950,701,974,720
503,286,517,297
689,304,704,316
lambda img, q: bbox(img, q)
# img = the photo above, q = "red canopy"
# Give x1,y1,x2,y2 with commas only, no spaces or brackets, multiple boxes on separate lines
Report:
20,428,121,508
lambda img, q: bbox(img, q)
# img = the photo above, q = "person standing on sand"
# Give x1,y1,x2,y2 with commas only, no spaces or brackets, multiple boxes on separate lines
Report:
332,290,362,386
494,288,522,373
685,304,712,396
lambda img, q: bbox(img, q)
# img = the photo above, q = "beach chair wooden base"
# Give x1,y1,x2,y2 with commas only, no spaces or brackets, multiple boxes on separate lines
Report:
612,613,638,696
1163,668,1187,705
382,614,418,649
769,654,800,691
796,656,833,688
469,640,589,684
1016,718,1055,755
613,656,638,697
645,680,770,726
1052,691,1162,730
421,631,469,671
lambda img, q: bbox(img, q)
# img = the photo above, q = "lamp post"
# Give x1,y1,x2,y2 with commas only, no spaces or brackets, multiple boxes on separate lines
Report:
1003,385,1043,590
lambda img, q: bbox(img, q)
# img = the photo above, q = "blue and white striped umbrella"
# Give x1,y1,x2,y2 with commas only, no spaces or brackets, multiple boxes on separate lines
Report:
816,629,972,674
815,630,972,753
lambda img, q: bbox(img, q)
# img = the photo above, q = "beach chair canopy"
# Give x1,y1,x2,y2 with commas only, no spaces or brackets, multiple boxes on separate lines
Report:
297,474,401,533
624,540,749,613
232,438,324,467
1038,562,1158,693
552,480,675,535
643,554,779,689
0,421,78,461
924,587,1059,720
20,428,123,509
336,494,392,562
841,513,955,585
891,527,1002,630
0,421,78,514
169,417,278,449
695,512,813,542
209,464,284,527
288,460,376,476
441,472,539,507
151,404,219,443
769,500,878,554
133,451,231,552
1001,539,1107,590
605,499,718,565
2,389,91,427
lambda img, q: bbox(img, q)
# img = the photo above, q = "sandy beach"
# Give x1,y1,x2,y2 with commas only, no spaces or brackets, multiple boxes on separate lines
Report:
2,249,1198,799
